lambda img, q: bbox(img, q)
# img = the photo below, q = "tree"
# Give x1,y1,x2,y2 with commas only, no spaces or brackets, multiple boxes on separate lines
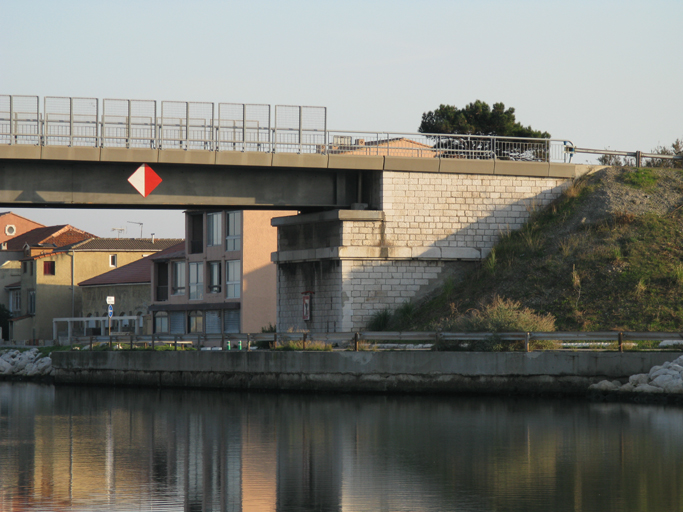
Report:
418,100,550,138
645,139,682,169
418,101,550,161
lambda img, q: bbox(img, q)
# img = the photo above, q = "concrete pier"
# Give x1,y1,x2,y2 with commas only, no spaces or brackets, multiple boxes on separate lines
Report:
51,351,679,395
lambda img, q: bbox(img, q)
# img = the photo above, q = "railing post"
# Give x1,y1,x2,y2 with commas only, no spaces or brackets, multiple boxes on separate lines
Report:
9,96,13,145
303,331,307,350
525,332,530,352
354,332,359,352
619,331,624,353
247,333,251,351
298,106,303,154
152,333,155,350
130,334,134,351
109,335,112,350
242,103,247,152
221,332,225,350
174,335,178,351
89,336,93,351
69,97,74,147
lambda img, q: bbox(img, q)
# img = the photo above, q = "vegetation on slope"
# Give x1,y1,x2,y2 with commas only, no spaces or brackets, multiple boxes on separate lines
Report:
373,166,683,334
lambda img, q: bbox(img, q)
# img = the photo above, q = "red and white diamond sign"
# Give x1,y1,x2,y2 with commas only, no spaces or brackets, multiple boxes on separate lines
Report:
128,164,162,197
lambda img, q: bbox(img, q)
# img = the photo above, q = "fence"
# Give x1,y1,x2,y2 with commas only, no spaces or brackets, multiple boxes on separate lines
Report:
41,330,683,352
0,94,573,163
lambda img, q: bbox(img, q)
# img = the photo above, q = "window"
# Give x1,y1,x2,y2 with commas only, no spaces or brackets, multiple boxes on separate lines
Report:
226,260,240,299
189,214,203,254
225,211,241,252
205,311,221,334
172,261,185,295
109,254,118,268
207,212,222,247
43,261,55,275
156,262,169,301
208,261,221,293
170,311,185,334
28,290,36,315
154,312,169,333
188,311,203,333
22,261,27,274
189,262,203,300
9,290,20,315
224,309,240,333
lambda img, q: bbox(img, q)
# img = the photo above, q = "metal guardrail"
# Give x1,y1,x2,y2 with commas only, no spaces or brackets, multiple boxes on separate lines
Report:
46,330,683,352
0,95,573,163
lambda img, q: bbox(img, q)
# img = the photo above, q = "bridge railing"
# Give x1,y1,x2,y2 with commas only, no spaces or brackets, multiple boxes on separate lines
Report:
0,95,573,163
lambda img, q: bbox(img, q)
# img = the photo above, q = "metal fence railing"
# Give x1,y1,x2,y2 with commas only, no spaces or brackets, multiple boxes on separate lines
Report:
0,94,574,163
20,330,683,352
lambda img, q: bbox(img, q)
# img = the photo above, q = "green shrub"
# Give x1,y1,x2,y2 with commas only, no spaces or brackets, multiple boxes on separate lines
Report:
622,168,658,189
434,296,556,351
367,309,392,331
272,340,332,351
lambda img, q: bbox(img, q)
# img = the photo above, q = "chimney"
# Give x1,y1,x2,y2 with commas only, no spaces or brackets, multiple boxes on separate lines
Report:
151,233,155,244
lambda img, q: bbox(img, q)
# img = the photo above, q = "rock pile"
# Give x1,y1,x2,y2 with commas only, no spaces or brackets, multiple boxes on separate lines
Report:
0,349,53,377
590,355,683,394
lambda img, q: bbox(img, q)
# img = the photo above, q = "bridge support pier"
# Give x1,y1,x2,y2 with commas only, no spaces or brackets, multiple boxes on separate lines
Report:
272,169,572,332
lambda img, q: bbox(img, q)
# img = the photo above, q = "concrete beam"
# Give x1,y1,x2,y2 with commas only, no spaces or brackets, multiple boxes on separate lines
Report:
0,159,360,209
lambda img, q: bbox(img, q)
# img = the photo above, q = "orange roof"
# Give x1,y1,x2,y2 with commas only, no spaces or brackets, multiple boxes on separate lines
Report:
4,225,96,251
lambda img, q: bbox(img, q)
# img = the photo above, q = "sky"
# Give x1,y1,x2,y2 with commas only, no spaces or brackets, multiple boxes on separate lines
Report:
1,0,681,238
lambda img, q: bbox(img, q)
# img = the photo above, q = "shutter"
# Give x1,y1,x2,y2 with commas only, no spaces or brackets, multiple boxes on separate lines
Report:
170,312,185,334
223,310,240,333
205,311,221,334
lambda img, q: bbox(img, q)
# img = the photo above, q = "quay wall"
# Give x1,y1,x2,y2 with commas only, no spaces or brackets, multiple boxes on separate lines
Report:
51,351,678,395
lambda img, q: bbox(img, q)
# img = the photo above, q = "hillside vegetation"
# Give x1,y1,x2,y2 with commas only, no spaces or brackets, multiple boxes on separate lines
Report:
374,167,683,333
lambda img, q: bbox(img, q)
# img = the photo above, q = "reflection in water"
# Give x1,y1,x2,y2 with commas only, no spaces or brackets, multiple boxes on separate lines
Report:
1,382,683,511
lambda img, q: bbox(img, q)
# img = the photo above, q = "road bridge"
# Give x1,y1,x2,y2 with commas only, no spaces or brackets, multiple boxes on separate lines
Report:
0,95,576,209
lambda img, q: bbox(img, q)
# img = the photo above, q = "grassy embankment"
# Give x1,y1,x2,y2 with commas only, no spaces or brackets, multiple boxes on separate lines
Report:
370,167,683,348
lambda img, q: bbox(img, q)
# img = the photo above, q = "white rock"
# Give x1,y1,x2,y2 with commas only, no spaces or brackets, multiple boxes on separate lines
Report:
33,357,52,375
22,363,35,376
670,364,683,373
660,340,683,348
661,379,683,393
649,365,663,378
1,350,18,363
590,380,619,391
629,374,649,386
633,384,664,393
674,356,683,366
619,383,635,392
0,358,12,374
651,374,675,388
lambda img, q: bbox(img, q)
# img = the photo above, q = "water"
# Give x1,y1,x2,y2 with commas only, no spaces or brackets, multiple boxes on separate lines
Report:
1,383,683,512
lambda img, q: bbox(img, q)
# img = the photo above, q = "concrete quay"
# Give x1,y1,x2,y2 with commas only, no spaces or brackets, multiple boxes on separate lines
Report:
51,350,680,395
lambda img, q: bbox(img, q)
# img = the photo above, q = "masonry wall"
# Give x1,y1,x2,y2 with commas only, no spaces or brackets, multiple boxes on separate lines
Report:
276,170,571,332
277,260,342,332
380,171,568,257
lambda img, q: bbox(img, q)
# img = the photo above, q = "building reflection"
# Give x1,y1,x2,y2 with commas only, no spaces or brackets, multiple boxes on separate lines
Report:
3,383,683,511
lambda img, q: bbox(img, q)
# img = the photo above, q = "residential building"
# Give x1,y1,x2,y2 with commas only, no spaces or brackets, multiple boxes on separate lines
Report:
78,245,184,335
0,211,45,246
10,236,181,342
327,137,437,158
149,210,277,335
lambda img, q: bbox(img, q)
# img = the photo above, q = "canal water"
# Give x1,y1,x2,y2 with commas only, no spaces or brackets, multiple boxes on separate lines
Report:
1,382,683,512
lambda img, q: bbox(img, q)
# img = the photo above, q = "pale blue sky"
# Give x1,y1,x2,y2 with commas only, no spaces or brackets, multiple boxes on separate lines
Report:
2,0,681,238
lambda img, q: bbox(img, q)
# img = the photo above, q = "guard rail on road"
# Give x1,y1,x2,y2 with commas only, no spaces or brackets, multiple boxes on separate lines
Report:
25,330,683,352
0,95,573,163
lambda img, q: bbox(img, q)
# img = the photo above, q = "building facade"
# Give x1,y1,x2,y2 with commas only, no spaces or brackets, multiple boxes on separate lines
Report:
10,237,181,342
150,210,277,335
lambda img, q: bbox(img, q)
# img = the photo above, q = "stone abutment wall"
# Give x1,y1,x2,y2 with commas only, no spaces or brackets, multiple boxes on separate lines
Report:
274,167,573,332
